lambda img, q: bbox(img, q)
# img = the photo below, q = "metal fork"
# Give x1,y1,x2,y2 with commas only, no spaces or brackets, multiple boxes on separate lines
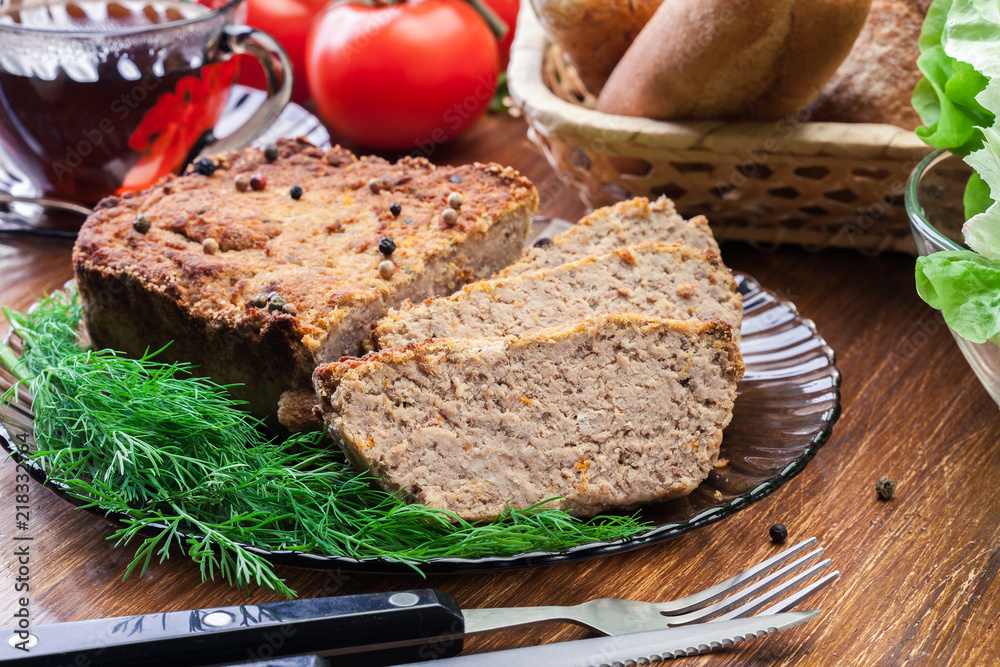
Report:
463,537,838,636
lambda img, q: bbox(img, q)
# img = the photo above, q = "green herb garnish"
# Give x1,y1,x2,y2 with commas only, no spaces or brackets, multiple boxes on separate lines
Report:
0,289,650,597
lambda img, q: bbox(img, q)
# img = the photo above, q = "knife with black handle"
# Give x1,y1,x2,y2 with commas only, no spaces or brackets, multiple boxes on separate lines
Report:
2,590,465,667
1,590,822,667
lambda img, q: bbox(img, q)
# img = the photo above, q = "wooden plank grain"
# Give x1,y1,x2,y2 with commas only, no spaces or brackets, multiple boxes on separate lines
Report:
2,113,1000,666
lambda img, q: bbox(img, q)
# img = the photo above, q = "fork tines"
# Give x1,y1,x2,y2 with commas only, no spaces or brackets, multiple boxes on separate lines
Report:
661,538,839,626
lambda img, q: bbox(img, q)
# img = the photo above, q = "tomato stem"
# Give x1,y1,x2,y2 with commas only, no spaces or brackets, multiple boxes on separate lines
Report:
460,0,508,41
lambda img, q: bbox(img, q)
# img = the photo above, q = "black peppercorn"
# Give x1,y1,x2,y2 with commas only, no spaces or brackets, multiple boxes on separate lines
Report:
133,213,151,234
876,476,895,500
379,237,396,256
264,144,279,162
194,157,216,176
389,202,402,217
533,237,554,249
290,185,303,200
769,523,788,544
267,294,287,312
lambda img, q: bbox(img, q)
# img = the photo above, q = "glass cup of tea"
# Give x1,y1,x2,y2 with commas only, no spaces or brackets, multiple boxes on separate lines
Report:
0,0,291,208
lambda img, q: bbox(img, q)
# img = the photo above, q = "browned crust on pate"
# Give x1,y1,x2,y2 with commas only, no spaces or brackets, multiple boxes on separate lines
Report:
275,386,324,432
73,139,538,419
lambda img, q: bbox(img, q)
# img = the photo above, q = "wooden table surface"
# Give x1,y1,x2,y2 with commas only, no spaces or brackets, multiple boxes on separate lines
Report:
2,113,999,666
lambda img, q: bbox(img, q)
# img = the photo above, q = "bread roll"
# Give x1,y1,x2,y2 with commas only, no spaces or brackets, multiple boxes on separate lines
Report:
810,0,932,129
596,0,872,121
530,0,662,95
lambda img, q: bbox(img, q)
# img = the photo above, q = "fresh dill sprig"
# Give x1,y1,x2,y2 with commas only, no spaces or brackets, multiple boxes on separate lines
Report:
0,289,651,597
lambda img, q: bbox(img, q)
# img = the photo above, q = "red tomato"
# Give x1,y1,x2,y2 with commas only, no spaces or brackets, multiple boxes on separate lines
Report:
305,0,500,151
240,0,327,102
483,0,519,70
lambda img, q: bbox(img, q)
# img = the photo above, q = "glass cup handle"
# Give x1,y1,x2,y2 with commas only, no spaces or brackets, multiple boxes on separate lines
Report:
207,25,293,155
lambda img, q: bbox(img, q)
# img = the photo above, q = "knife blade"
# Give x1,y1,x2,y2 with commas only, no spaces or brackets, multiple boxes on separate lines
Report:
241,657,330,667
391,610,822,666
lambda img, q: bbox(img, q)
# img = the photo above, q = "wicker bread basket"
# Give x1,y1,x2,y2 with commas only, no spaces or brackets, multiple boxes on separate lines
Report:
507,4,933,254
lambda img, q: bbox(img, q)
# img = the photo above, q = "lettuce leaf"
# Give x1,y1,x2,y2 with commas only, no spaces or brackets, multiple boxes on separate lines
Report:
916,250,1000,344
965,170,992,219
938,0,1000,85
941,0,1000,152
962,125,1000,258
913,0,994,156
918,0,952,48
913,59,992,154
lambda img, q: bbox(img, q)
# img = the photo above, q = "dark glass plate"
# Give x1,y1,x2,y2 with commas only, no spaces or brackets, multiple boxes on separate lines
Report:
0,274,840,574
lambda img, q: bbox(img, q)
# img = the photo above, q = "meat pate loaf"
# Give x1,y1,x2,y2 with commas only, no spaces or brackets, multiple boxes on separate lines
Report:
72,139,538,420
314,312,744,521
502,195,719,279
373,241,742,350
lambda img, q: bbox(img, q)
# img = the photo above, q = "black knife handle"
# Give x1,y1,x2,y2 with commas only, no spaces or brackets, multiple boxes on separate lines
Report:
1,589,464,667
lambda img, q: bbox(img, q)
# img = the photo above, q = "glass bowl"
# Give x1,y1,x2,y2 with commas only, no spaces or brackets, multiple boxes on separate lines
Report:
906,149,1000,406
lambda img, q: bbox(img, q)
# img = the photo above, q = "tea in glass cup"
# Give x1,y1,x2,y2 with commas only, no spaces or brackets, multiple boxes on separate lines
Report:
0,0,291,207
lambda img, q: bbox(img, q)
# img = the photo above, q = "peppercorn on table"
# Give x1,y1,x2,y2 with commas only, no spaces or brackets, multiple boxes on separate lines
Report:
2,113,999,665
